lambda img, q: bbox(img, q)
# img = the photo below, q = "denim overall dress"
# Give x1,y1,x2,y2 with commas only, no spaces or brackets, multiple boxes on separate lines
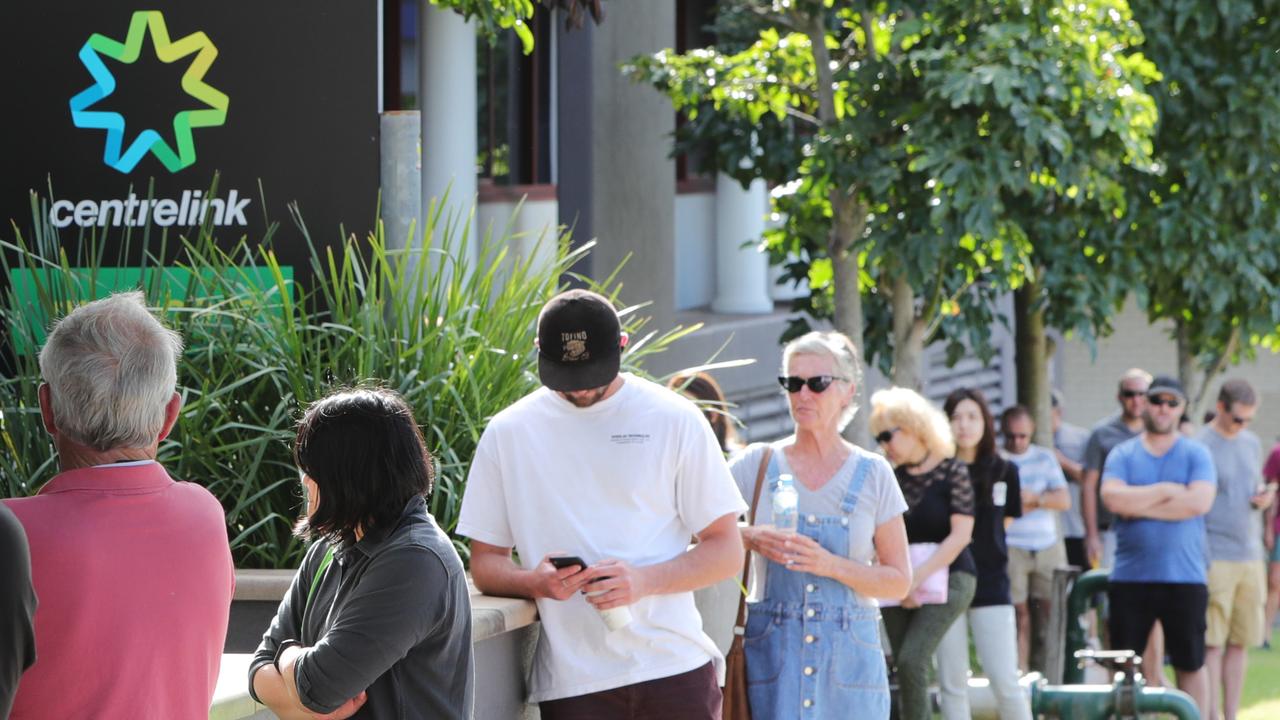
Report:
743,453,891,718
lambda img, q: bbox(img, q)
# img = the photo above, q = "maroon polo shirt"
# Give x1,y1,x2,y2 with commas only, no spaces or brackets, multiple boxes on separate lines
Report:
3,462,234,719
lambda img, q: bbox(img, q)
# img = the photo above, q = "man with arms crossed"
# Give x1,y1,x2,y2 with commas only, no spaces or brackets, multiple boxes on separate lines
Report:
1101,375,1216,718
2,292,234,719
1000,405,1071,673
1196,379,1274,720
1083,368,1151,569
458,289,746,719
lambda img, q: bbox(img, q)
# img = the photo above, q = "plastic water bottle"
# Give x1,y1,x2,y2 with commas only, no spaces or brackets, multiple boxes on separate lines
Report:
773,474,799,534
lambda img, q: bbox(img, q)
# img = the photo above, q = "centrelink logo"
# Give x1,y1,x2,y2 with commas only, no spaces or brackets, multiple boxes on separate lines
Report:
52,10,249,229
71,10,227,174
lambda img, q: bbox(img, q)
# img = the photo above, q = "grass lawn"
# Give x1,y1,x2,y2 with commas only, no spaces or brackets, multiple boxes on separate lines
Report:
1164,628,1280,720
1239,629,1280,720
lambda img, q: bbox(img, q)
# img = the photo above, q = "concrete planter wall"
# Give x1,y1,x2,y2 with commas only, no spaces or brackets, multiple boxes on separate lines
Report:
214,569,739,720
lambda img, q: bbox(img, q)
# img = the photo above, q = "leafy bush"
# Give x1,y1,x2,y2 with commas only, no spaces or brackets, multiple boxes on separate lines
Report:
1,199,699,568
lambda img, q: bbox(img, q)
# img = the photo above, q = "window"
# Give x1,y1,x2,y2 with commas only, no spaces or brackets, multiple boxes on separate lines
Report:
383,2,554,186
675,0,717,190
478,10,553,185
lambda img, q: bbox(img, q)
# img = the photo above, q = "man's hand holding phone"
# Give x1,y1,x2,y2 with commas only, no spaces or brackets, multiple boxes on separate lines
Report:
538,554,592,601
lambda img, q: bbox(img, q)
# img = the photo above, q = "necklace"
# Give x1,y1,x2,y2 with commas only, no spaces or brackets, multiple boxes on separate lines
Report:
903,451,932,471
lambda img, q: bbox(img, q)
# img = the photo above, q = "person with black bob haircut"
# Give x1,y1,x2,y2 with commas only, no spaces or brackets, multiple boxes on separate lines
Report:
249,387,474,720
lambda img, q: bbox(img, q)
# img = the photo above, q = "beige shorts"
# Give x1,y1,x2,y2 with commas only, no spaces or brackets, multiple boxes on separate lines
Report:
1008,541,1067,604
1206,560,1266,647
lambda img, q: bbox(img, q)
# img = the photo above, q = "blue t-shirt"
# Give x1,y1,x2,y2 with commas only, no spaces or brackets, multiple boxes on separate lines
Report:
1102,436,1216,584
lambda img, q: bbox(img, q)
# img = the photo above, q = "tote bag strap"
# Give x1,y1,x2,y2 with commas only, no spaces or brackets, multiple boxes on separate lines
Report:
734,446,774,633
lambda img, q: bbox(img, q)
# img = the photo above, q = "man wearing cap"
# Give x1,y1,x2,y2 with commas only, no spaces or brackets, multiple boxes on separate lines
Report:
458,289,747,719
1101,375,1217,717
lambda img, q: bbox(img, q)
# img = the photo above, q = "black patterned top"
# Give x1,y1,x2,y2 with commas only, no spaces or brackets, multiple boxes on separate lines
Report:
895,457,977,575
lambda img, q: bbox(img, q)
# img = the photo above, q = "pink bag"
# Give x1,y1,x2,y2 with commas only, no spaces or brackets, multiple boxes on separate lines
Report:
879,543,949,607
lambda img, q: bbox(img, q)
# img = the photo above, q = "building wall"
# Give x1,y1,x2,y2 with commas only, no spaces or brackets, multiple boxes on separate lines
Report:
1057,297,1280,445
674,191,716,310
476,194,560,277
586,0,678,330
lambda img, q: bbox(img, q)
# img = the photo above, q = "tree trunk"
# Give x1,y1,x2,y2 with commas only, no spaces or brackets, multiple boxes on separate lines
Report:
890,272,926,390
1014,277,1052,447
831,197,869,446
1180,323,1240,423
807,14,871,447
1175,320,1199,419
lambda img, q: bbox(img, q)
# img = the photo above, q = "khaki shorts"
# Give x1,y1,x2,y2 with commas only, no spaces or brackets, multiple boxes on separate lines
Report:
1206,560,1266,647
1008,541,1067,604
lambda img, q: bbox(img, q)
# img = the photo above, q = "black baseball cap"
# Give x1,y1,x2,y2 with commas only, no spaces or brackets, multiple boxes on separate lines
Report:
1146,375,1187,401
536,289,622,392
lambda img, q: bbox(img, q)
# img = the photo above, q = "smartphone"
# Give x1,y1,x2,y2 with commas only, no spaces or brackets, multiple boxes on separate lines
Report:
549,555,587,571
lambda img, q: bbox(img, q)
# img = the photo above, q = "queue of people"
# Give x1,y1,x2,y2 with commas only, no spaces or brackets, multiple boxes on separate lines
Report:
2,289,1276,720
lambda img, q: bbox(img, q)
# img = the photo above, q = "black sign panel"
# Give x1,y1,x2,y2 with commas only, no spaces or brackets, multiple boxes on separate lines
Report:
0,0,379,272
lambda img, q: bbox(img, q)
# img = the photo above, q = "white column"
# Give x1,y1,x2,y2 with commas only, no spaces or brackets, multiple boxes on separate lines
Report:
419,4,477,262
712,173,773,314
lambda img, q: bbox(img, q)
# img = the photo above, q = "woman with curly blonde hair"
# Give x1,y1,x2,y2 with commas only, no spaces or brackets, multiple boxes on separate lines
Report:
870,387,976,720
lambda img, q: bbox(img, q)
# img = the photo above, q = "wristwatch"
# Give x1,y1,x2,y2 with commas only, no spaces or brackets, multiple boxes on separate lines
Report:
273,639,303,675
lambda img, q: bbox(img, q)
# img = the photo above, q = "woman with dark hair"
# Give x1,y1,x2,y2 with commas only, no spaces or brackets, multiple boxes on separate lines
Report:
935,388,1030,720
249,388,473,720
668,371,742,455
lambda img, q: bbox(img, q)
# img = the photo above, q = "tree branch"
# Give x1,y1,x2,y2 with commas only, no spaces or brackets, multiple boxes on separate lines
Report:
784,106,822,127
745,4,800,32
1192,325,1242,416
920,253,950,340
864,12,879,62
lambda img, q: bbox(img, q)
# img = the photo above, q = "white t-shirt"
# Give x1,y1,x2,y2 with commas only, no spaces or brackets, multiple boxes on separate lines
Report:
729,441,907,606
457,374,748,702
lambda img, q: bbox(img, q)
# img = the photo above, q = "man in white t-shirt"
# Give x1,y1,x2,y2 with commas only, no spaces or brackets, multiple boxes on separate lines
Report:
1000,404,1070,673
458,289,747,719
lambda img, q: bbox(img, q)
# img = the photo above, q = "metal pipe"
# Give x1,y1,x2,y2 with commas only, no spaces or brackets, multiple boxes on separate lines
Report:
1133,688,1202,720
1063,569,1110,684
1033,682,1200,720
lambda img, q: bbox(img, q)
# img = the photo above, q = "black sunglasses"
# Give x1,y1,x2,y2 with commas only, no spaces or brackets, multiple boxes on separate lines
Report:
778,375,847,394
1120,389,1146,399
1147,395,1182,408
875,427,900,445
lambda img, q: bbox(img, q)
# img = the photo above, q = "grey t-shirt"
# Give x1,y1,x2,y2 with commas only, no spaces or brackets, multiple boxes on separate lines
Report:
1083,414,1141,530
1197,425,1264,562
729,440,908,606
1055,422,1090,538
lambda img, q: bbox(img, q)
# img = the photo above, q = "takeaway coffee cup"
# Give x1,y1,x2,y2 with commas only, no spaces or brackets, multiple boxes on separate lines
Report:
585,580,633,631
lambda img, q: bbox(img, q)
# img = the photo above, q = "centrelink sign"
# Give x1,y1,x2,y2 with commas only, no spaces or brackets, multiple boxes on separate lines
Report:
1,1,378,267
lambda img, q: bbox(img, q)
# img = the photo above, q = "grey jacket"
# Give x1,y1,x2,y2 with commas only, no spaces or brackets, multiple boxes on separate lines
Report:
250,495,474,719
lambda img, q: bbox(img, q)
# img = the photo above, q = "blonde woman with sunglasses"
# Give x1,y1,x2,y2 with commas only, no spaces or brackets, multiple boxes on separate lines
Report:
869,387,977,720
727,331,910,719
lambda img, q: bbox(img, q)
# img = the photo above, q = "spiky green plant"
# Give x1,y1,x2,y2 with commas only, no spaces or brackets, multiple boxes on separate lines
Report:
1,193,707,568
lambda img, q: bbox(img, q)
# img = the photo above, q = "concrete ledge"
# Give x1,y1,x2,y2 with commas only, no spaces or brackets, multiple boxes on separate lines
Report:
213,580,540,719
470,579,539,643
233,569,295,602
211,654,268,720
